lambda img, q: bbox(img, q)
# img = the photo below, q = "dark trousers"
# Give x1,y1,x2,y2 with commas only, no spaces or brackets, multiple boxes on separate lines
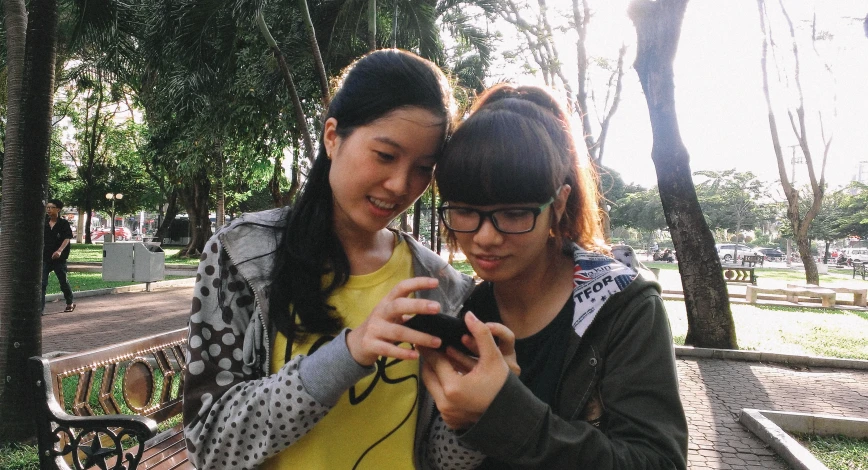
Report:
42,259,74,310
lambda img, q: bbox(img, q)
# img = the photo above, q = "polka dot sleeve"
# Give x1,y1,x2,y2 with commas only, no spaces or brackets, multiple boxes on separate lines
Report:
426,414,486,470
182,233,331,469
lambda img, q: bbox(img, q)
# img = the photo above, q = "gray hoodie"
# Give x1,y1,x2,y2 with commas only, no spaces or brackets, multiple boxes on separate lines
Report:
182,207,476,469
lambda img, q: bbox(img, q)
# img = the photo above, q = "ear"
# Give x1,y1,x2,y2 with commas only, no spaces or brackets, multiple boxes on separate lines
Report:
553,184,572,224
323,117,340,158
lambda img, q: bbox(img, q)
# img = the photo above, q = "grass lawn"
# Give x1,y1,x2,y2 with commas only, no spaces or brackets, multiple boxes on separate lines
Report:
666,301,868,360
45,273,189,294
0,443,38,470
456,259,868,359
67,243,201,266
794,434,868,470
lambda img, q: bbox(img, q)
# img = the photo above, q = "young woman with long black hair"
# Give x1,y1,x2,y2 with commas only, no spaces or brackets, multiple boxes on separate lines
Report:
183,50,483,470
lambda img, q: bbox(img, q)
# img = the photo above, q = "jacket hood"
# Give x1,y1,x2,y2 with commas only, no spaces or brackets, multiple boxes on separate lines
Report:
570,244,659,338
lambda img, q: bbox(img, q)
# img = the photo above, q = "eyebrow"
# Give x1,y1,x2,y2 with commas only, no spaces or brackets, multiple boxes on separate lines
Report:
372,136,437,161
372,136,404,150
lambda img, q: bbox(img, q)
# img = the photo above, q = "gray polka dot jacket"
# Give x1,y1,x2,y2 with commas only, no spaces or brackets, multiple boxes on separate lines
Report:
182,207,479,469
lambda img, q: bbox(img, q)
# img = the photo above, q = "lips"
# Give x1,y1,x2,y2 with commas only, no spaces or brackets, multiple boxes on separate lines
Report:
367,196,402,218
369,196,398,210
471,253,506,271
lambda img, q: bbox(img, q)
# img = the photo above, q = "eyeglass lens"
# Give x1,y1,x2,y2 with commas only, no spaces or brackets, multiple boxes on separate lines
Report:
442,208,537,233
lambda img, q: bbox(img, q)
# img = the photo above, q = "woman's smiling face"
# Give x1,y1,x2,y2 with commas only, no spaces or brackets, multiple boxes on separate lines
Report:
325,107,445,239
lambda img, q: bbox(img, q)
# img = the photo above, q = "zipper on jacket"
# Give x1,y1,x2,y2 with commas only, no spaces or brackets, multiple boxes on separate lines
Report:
221,236,271,375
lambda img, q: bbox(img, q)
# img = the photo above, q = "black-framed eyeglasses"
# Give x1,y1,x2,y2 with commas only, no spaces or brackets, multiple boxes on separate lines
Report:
45,205,57,209
438,197,555,234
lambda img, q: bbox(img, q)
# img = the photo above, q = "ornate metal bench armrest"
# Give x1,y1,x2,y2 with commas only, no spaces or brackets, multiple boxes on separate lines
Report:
30,356,160,470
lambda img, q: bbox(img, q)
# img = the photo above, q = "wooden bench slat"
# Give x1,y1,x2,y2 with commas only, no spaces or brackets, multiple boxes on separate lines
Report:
140,427,192,469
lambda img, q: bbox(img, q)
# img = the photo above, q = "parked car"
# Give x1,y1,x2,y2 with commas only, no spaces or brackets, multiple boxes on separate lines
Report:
90,226,132,241
715,243,758,263
845,248,868,264
755,247,785,262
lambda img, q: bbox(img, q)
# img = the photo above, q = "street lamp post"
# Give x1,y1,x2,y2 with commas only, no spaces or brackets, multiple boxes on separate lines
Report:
106,192,123,242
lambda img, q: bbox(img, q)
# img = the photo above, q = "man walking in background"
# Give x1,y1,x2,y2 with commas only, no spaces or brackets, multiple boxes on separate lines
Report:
43,199,75,313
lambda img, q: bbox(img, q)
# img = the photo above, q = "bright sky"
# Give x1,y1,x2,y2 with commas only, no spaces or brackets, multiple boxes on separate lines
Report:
486,0,868,191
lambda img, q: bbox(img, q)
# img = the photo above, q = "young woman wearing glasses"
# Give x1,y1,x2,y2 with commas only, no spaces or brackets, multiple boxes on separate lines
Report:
419,84,688,469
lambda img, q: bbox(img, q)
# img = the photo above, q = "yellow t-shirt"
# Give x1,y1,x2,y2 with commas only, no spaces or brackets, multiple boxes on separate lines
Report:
263,239,418,469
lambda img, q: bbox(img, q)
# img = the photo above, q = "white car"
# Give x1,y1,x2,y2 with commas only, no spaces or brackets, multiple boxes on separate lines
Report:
844,248,868,264
715,243,759,263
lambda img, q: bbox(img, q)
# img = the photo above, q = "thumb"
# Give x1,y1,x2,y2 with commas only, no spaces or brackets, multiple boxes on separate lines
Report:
464,312,502,363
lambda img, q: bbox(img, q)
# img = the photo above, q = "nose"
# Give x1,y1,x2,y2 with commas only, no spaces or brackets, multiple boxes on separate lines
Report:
472,216,503,247
382,167,411,196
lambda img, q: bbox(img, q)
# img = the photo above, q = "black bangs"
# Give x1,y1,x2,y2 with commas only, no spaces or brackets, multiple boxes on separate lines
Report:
436,107,562,206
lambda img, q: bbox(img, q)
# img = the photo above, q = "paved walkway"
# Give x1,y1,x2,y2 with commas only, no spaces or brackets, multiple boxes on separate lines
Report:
41,286,868,469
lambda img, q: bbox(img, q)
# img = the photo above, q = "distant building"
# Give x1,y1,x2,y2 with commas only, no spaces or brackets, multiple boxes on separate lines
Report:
856,161,868,185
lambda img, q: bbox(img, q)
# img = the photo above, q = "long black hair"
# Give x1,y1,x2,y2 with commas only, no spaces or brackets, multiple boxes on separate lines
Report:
270,49,454,342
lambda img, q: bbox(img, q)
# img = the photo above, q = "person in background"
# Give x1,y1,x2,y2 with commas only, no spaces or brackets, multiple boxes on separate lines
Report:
43,199,75,313
420,84,688,469
182,49,487,470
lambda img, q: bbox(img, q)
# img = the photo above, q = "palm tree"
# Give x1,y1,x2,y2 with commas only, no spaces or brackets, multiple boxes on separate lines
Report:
0,0,59,443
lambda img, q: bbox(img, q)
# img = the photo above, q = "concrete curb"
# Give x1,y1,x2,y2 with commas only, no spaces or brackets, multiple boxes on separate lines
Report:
44,277,195,303
739,409,829,470
739,409,868,470
675,345,868,370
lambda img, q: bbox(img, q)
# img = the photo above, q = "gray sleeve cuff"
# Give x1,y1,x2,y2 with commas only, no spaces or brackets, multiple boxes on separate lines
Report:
297,328,375,406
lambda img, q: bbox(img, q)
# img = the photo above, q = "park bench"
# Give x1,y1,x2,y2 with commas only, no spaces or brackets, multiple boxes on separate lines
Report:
854,261,866,281
29,328,192,470
787,284,867,307
746,285,836,308
741,255,764,267
722,266,757,285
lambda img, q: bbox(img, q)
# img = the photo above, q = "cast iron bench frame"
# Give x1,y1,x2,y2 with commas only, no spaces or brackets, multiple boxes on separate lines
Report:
722,267,757,285
741,255,764,267
854,262,866,281
29,328,191,470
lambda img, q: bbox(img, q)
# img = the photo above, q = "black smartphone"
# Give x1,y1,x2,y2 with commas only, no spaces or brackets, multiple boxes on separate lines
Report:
403,313,474,356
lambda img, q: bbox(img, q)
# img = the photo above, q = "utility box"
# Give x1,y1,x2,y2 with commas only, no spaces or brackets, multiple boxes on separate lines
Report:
103,242,165,282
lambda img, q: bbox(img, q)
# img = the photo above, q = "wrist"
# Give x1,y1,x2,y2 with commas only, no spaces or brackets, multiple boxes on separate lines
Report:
345,329,375,367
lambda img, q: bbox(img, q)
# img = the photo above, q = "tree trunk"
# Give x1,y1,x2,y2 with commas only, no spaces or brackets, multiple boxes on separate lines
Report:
215,149,225,230
412,199,421,240
76,207,84,243
296,0,330,105
256,12,317,165
629,0,737,349
154,189,179,240
367,0,377,51
84,198,94,244
756,0,826,286
0,0,58,443
181,171,212,257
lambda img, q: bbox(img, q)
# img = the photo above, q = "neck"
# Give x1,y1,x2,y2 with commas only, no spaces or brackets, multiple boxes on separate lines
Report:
492,245,574,338
336,225,395,276
49,215,58,223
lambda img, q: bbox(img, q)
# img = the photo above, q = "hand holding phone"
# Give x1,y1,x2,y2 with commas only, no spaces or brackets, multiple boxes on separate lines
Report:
404,313,474,356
